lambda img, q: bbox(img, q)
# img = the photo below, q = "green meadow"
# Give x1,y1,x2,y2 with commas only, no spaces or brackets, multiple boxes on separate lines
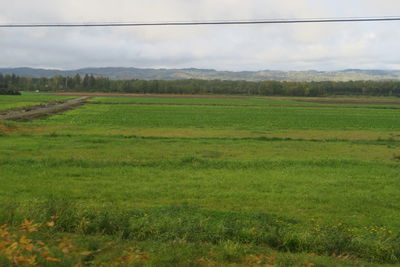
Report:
0,92,72,111
1,93,400,266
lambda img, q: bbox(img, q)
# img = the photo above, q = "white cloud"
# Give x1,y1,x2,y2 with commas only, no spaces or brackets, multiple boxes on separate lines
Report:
0,0,399,70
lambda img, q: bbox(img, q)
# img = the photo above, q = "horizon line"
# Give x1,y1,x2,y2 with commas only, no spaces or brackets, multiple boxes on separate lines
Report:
1,66,400,73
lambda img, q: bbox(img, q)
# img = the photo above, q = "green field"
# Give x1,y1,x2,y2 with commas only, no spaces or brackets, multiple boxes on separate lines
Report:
0,92,73,111
1,94,400,266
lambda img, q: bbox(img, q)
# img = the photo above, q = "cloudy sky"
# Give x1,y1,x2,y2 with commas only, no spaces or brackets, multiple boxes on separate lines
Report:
1,0,400,71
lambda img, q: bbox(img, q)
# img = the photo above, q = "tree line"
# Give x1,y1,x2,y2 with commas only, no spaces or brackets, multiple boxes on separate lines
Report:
1,73,400,97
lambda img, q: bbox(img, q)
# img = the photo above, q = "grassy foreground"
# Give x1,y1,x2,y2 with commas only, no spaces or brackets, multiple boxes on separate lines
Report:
0,93,400,266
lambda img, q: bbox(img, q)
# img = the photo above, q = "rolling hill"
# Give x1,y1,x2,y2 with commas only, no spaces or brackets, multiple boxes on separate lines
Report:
1,67,400,81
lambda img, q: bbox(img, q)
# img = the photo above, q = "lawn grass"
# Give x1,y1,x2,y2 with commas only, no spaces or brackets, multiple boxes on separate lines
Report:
0,93,400,266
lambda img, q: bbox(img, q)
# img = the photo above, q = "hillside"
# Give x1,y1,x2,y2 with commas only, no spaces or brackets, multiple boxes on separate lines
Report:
1,67,400,81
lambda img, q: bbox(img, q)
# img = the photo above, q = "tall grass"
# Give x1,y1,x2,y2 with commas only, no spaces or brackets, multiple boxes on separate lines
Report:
1,199,399,264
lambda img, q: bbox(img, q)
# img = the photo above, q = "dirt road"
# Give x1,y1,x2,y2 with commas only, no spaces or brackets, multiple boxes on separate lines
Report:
0,96,90,121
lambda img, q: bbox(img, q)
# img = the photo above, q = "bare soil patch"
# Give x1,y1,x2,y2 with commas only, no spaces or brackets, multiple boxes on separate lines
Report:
0,97,90,121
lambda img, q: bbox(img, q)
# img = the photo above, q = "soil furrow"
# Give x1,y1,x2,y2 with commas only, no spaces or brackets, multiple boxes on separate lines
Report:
0,96,90,121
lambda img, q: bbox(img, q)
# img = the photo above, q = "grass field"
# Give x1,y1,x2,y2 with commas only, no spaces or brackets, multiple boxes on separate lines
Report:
0,92,73,111
1,93,400,266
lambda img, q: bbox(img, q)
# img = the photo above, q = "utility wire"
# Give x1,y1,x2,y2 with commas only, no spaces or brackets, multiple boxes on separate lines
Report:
1,16,400,28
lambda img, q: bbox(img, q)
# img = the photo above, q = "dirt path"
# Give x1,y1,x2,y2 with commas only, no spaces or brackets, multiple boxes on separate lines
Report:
0,97,90,121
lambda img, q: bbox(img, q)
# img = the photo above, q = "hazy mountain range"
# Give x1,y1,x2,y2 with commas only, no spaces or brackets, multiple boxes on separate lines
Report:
2,67,400,82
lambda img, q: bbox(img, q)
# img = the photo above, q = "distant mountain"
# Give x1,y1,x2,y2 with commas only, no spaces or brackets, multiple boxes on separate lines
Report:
1,67,400,82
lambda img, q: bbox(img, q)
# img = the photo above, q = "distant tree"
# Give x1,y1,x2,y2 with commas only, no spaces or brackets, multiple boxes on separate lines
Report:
0,74,6,89
3,73,400,96
73,74,82,89
82,74,90,89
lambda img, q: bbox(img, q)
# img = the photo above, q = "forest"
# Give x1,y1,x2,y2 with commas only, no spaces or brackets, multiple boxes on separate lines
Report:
1,73,400,96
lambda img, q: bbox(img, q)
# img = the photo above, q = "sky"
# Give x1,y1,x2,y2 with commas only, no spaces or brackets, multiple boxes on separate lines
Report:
1,0,400,71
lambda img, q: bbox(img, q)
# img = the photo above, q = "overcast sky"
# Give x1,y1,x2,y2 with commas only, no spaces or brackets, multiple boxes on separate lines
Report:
1,0,400,71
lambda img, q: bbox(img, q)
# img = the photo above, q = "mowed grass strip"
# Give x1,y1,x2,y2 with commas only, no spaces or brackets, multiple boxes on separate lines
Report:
1,156,399,228
32,103,400,131
89,96,313,106
0,134,399,163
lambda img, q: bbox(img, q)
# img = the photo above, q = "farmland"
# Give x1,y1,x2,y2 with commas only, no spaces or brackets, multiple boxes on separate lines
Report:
0,92,73,112
1,93,400,266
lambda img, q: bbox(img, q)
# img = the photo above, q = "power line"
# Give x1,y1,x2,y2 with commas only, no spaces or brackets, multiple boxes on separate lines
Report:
1,16,400,28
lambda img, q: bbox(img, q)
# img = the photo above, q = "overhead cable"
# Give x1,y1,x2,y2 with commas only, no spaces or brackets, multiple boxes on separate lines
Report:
1,16,400,28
